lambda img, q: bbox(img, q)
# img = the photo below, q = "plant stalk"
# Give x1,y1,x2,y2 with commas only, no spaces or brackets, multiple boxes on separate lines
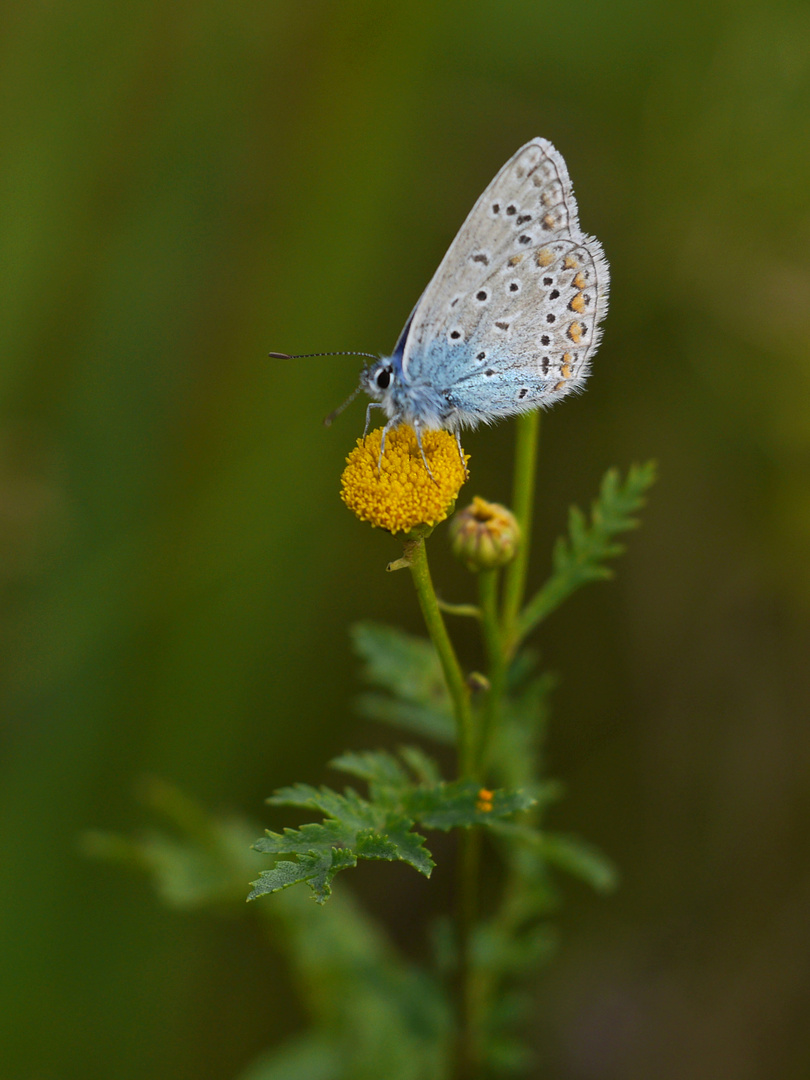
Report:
405,535,481,1079
501,411,540,655
406,537,474,775
477,568,507,775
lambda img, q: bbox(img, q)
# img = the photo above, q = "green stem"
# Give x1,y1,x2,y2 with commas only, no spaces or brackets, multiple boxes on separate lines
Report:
453,826,482,1080
406,536,475,777
462,417,541,1075
477,569,507,775
478,570,502,677
405,535,480,1079
501,411,540,655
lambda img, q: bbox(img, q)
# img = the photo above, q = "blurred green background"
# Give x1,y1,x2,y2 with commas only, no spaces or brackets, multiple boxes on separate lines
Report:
2,1,809,1077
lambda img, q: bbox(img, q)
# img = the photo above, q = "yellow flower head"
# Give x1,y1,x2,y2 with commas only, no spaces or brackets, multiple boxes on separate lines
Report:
341,426,469,535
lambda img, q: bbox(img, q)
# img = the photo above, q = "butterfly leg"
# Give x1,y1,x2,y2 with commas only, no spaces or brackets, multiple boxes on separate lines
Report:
363,401,386,440
413,421,437,483
454,430,469,480
377,418,400,473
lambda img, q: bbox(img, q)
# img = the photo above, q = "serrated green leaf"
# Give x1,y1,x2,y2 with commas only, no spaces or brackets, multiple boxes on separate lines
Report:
330,749,409,788
492,671,557,788
248,847,357,904
351,622,454,742
331,746,443,795
406,780,537,831
490,821,618,897
518,461,656,639
267,784,374,829
351,622,442,696
396,744,442,785
354,693,455,743
266,887,450,1079
254,820,351,857
539,832,619,893
355,820,435,876
264,782,327,809
253,748,538,901
81,781,263,909
252,769,440,902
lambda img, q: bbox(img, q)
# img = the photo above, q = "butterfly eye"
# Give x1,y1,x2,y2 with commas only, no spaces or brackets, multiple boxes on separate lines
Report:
376,368,391,390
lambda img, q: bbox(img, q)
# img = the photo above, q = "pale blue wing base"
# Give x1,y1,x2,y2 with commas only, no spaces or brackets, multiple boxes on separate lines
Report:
398,236,608,427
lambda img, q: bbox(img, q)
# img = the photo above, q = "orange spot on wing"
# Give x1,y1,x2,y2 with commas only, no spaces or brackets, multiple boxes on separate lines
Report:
568,322,582,343
543,213,556,229
535,248,553,267
572,272,586,289
564,255,579,270
570,293,586,313
508,254,524,266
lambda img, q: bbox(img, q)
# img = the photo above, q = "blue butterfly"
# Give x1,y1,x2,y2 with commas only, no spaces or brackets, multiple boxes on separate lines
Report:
275,138,609,472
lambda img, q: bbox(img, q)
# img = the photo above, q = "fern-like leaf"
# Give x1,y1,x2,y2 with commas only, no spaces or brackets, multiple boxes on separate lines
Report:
518,461,656,640
351,622,455,742
250,750,536,903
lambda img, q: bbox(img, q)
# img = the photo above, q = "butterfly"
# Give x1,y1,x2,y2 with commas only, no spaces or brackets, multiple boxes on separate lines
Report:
274,138,609,472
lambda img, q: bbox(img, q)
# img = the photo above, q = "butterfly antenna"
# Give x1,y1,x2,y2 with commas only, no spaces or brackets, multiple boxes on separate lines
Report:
323,384,363,427
269,351,379,427
269,350,379,362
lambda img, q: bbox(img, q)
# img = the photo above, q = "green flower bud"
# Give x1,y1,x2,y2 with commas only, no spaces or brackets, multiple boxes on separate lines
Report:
449,497,520,572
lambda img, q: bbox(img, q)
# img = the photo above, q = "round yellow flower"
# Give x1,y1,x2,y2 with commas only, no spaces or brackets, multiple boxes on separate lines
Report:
340,426,469,534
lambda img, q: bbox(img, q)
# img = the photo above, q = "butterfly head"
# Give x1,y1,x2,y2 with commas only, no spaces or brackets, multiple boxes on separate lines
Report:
360,357,401,421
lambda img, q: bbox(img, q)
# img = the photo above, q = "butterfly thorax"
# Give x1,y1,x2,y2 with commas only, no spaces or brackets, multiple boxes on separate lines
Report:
361,353,455,432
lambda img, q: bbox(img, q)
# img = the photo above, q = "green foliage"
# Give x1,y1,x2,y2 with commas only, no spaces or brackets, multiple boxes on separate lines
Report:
537,831,619,894
80,777,260,909
85,785,451,1080
244,460,654,1067
351,622,455,743
249,748,537,904
90,457,652,1077
519,462,657,638
494,668,557,788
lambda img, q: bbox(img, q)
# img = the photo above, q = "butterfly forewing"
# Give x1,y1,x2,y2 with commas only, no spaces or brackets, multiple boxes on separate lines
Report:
399,138,609,424
402,139,577,372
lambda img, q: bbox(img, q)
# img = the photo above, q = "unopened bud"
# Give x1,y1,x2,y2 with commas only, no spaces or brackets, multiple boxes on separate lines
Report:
449,497,520,572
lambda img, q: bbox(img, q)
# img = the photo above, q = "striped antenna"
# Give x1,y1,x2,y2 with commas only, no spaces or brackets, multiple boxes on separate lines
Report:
268,351,379,427
269,350,379,362
323,384,364,427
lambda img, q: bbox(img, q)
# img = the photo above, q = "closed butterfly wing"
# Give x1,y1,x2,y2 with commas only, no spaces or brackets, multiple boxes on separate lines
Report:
400,138,609,427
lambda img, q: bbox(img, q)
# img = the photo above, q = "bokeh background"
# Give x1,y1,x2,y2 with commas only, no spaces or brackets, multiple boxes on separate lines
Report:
2,2,809,1077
